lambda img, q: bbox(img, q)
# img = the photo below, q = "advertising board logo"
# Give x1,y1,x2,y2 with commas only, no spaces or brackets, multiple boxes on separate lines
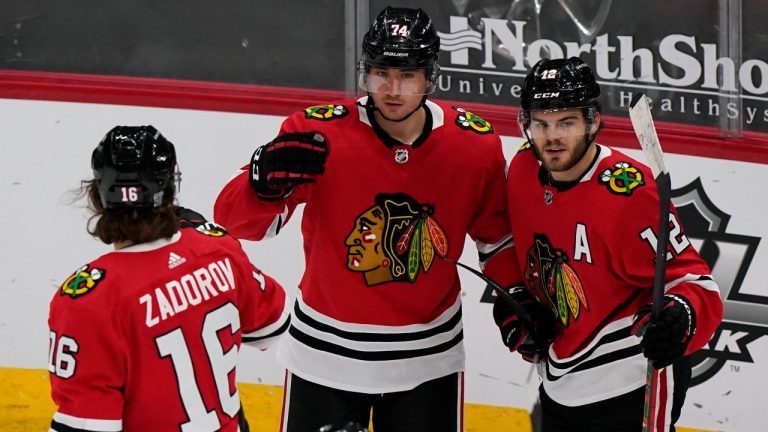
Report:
437,15,768,96
435,14,768,131
671,178,764,386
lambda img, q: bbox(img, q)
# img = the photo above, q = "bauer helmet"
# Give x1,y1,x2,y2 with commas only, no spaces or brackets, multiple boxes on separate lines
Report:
359,6,440,95
91,125,178,209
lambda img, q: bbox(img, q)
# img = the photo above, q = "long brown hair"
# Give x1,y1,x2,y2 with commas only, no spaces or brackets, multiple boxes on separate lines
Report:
82,179,179,245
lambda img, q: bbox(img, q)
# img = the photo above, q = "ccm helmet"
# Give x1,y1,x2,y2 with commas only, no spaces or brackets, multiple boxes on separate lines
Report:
91,125,178,208
520,57,600,112
359,7,440,95
518,57,601,143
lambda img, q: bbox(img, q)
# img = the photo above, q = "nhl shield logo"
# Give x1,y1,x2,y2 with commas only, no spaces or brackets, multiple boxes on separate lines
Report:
394,148,409,164
544,188,554,205
671,178,763,387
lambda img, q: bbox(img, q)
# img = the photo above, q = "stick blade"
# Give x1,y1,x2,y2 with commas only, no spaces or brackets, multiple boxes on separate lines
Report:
629,93,668,179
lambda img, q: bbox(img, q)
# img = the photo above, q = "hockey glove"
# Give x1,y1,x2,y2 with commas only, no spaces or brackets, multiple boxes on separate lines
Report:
176,206,208,228
493,285,559,359
249,131,328,201
632,294,696,369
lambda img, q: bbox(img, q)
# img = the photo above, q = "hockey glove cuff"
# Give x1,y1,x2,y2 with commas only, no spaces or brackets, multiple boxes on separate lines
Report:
493,285,559,355
632,294,696,369
250,132,328,201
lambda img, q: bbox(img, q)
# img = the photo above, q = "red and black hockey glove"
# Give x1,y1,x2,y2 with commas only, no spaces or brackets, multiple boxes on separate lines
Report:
249,131,329,201
493,285,559,361
176,206,208,228
632,294,696,369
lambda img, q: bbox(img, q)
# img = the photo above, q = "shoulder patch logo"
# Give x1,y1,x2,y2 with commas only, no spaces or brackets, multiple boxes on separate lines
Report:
304,104,348,121
195,222,227,237
453,107,493,134
599,161,645,196
60,265,106,299
518,140,532,152
344,193,448,286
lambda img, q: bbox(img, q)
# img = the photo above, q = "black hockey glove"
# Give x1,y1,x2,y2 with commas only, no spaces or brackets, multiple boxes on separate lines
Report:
493,285,559,360
176,206,208,228
632,294,696,369
249,131,328,201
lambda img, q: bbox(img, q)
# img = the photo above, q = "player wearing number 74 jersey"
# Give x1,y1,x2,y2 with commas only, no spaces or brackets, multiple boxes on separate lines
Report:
48,126,290,432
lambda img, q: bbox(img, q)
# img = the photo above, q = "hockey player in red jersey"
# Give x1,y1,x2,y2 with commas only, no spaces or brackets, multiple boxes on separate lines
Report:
492,57,723,431
48,126,290,432
214,6,518,432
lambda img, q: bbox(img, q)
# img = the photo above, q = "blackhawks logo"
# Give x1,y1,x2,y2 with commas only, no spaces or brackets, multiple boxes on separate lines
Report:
304,104,348,121
195,221,227,237
453,107,493,134
599,161,645,196
525,234,588,327
60,265,106,299
344,193,448,286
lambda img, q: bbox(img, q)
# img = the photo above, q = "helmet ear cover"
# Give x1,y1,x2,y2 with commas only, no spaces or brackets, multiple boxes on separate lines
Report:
91,125,179,209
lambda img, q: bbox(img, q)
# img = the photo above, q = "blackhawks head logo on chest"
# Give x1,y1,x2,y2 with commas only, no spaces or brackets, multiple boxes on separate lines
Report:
344,193,448,286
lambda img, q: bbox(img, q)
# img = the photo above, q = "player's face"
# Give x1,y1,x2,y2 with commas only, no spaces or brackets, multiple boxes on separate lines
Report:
526,108,600,181
367,66,428,121
344,205,387,272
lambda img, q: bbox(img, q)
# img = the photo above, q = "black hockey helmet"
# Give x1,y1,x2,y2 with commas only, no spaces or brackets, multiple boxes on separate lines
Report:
91,125,178,209
359,7,440,95
518,57,602,144
520,57,601,112
362,6,439,69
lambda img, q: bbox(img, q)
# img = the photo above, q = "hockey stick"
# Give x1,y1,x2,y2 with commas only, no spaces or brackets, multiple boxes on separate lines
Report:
629,93,672,432
441,257,535,332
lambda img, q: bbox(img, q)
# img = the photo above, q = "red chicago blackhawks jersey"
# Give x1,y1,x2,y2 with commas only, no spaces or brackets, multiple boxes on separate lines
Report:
506,143,722,407
214,96,516,393
48,224,289,432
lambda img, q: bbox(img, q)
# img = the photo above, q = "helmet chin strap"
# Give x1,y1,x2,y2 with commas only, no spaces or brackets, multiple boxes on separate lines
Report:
366,94,428,123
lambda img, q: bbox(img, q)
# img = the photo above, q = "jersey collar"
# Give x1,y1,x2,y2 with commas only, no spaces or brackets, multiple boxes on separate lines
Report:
538,144,605,192
357,96,433,149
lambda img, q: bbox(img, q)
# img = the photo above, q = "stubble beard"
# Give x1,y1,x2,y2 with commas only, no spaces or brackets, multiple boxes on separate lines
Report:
532,137,591,175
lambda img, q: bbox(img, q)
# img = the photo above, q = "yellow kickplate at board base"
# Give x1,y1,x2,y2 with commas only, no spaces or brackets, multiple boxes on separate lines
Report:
0,367,716,432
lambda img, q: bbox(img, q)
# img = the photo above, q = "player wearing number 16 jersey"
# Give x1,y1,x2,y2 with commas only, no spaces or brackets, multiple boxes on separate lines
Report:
48,126,289,432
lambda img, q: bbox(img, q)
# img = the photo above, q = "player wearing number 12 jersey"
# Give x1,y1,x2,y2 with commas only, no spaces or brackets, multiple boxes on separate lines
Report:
48,126,289,432
492,58,722,431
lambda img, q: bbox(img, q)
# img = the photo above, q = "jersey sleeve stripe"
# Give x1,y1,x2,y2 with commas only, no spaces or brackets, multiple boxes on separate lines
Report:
51,412,122,432
242,315,291,346
263,205,290,239
477,234,513,268
664,273,718,293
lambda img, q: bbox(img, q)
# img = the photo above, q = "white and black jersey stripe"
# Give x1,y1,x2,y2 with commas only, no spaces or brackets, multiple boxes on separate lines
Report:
476,234,513,271
540,316,647,407
50,412,122,432
276,293,465,393
242,298,291,348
